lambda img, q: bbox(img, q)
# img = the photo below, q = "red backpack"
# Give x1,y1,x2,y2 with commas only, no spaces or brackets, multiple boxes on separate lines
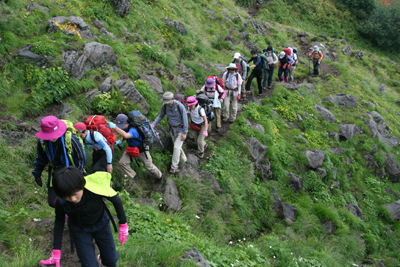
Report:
84,115,117,150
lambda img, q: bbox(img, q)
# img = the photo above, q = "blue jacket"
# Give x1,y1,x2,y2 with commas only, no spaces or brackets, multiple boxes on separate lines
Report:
84,131,113,165
248,56,263,71
125,126,143,148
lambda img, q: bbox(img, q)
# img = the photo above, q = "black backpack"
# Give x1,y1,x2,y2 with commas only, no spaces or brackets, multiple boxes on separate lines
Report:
127,111,157,147
196,93,215,122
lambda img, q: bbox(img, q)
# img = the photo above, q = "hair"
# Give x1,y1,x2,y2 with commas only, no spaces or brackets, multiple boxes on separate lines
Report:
250,48,258,55
266,46,273,52
53,167,86,198
293,48,297,53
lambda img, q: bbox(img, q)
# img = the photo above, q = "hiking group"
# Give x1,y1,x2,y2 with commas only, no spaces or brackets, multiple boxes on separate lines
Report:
32,44,320,267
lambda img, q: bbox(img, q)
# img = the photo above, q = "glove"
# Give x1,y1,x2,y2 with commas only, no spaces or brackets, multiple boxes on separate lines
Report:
271,63,274,66
107,121,116,129
203,130,208,137
34,175,42,187
119,223,129,246
278,63,281,69
115,140,122,146
283,64,287,69
237,95,241,101
40,249,61,267
288,64,292,70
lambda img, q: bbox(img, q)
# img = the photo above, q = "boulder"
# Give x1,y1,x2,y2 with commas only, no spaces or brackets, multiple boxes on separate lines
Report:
238,31,249,40
114,79,126,89
232,14,244,24
153,124,173,153
346,203,364,219
186,154,199,168
47,16,68,32
271,189,298,224
316,168,327,179
68,16,96,39
255,159,273,181
393,80,400,87
242,39,259,51
383,200,400,220
339,124,363,140
99,28,116,40
354,51,364,60
329,147,345,155
385,153,400,183
304,149,325,169
0,115,30,132
245,137,268,165
27,2,50,13
58,103,73,119
139,75,163,94
92,19,105,29
245,119,265,134
313,104,337,123
367,112,399,148
163,178,182,211
178,163,222,195
288,172,303,193
342,44,352,56
98,77,112,93
324,93,358,108
162,17,173,26
34,218,53,229
110,0,131,17
180,247,211,267
362,152,379,170
62,42,118,79
208,63,227,78
329,132,340,141
119,81,150,115
18,44,53,67
247,20,266,35
173,20,186,35
0,131,25,146
249,95,263,106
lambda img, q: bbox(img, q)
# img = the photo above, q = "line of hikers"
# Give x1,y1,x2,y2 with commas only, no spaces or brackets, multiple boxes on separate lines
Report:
32,44,323,267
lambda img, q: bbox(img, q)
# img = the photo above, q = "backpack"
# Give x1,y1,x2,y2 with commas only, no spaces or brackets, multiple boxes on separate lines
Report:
258,54,268,68
60,119,86,165
292,50,298,66
263,47,276,54
205,75,225,99
196,94,215,122
173,94,186,105
127,110,157,147
84,115,117,151
231,59,246,76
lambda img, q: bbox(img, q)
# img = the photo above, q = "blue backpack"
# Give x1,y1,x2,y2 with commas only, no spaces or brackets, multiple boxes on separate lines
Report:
127,111,158,146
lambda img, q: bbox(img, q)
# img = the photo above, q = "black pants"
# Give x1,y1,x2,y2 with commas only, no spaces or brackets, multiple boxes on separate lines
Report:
313,58,320,75
278,67,289,80
92,150,108,173
245,70,263,94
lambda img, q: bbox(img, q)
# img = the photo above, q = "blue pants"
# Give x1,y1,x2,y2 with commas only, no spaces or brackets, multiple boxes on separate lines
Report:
263,66,275,88
68,211,119,267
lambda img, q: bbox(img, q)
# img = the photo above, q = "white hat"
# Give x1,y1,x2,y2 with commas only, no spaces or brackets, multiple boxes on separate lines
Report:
226,63,238,70
314,45,319,51
279,51,285,59
234,53,241,59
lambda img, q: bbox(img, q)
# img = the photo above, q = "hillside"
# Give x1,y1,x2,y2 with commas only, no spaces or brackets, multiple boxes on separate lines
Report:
1,0,400,266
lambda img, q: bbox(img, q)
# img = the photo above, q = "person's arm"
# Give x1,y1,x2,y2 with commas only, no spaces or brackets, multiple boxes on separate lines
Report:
151,105,166,128
179,103,188,135
114,126,132,140
202,108,208,137
217,85,226,100
222,72,228,88
272,53,278,65
94,132,113,173
105,194,127,224
241,60,247,79
71,135,86,172
254,57,262,68
196,85,206,94
319,51,323,61
53,201,66,250
32,140,49,187
237,73,243,92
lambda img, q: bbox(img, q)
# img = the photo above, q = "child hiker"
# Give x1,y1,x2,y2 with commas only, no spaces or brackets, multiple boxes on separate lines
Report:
187,96,208,159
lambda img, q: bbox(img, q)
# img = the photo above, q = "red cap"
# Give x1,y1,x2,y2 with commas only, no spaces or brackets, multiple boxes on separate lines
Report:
74,122,86,133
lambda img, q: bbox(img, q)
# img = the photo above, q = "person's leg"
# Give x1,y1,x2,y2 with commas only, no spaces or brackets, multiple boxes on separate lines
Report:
262,68,268,88
214,108,221,128
138,151,162,178
197,124,206,154
268,67,275,88
245,72,255,92
119,150,136,179
289,66,295,82
284,69,289,82
313,58,318,75
256,71,263,94
222,93,231,122
230,95,238,121
47,186,57,208
93,213,119,267
241,82,246,98
278,67,284,81
69,222,98,267
92,150,108,173
171,132,185,170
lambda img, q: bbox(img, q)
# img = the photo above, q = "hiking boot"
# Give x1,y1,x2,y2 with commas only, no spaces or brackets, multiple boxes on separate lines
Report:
228,119,235,124
268,86,272,89
169,168,178,174
97,255,105,267
216,127,221,132
155,173,164,184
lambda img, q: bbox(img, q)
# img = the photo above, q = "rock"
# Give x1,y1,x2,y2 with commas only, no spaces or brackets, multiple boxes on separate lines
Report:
339,124,363,140
256,159,273,181
300,37,309,44
324,221,337,235
340,39,346,44
329,132,339,141
203,9,216,19
30,203,41,210
288,172,303,193
296,134,309,144
27,2,50,13
99,28,115,40
18,44,53,67
346,203,364,219
64,30,76,36
362,152,379,170
249,95,263,106
238,31,249,40
98,77,113,93
34,218,53,229
271,189,298,224
110,0,131,17
304,149,325,169
59,103,73,119
385,187,399,199
0,115,30,132
0,131,25,146
329,147,345,155
208,62,227,78
262,21,271,28
186,154,199,168
367,112,399,148
331,180,340,189
173,20,186,35
281,83,315,93
139,75,163,94
232,14,244,24
68,16,96,39
163,179,182,211
342,44,352,56
316,168,327,179
313,104,337,123
297,31,309,37
324,93,358,108
245,119,265,134
319,34,327,40
46,16,68,32
178,163,222,195
242,39,258,51
393,80,400,87
383,200,400,220
92,19,105,29
114,80,126,89
385,153,400,183
180,247,211,267
247,20,266,35
354,51,364,60
245,137,268,164
162,17,173,26
63,42,118,79
296,113,303,122
119,81,150,115
85,88,101,100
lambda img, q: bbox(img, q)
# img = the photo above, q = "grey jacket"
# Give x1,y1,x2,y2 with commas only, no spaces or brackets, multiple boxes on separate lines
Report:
153,100,188,134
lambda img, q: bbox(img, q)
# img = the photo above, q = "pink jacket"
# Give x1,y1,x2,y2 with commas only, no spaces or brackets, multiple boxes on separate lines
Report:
199,84,226,100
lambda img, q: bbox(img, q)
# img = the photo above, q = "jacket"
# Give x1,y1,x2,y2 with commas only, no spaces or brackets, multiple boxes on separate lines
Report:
153,101,188,134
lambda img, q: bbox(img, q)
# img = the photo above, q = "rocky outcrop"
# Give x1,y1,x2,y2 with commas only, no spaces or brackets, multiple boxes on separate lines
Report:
119,81,150,115
367,112,399,148
288,172,303,193
246,137,268,165
245,119,265,134
204,9,216,20
342,44,352,56
281,83,315,93
324,93,358,108
47,16,96,39
354,51,364,60
383,201,400,220
180,247,211,267
314,104,337,123
271,189,298,224
139,75,163,94
110,0,131,17
178,163,222,195
339,124,364,140
164,178,182,211
346,203,364,219
304,149,325,169
62,42,118,79
246,20,266,35
27,1,50,14
18,44,54,67
385,153,400,183
256,159,273,181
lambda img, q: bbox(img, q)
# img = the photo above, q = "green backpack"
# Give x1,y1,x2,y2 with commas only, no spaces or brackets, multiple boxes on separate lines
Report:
258,54,268,68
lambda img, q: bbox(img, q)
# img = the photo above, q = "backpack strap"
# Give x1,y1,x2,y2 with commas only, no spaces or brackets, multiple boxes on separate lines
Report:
60,135,71,167
103,201,118,233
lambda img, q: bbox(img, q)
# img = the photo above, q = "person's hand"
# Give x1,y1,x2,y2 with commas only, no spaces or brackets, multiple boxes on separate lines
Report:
151,124,155,129
34,175,42,187
220,99,223,104
288,64,291,70
196,90,200,94
250,65,255,69
107,122,116,129
181,134,187,141
107,165,113,174
271,63,274,66
283,64,287,69
203,130,208,137
40,249,61,267
115,140,122,146
119,223,129,246
237,95,241,101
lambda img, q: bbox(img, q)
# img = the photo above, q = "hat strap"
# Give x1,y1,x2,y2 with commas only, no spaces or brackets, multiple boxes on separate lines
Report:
61,135,70,167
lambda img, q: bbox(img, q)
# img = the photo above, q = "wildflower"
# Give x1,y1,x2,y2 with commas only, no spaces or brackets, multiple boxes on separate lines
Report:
29,238,32,242
195,215,200,219
229,241,233,245
238,239,241,242
230,264,234,267
166,219,171,222
33,218,41,222
243,238,246,241
273,256,276,259
270,246,272,248
249,245,253,248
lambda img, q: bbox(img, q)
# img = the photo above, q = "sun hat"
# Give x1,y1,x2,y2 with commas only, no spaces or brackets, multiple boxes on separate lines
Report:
162,91,174,104
314,45,319,51
234,52,241,59
204,77,215,88
186,96,198,107
115,114,128,129
84,172,117,197
35,116,67,140
226,63,238,70
279,51,286,59
74,122,86,133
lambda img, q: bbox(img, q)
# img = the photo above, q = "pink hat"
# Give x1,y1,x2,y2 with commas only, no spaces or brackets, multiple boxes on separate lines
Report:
74,122,86,133
204,78,215,88
35,116,67,140
186,96,198,107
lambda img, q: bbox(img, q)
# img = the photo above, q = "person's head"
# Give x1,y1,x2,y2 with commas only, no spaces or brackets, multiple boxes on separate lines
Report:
115,114,129,130
279,51,286,59
53,166,86,203
293,48,297,54
35,116,67,143
314,45,319,52
186,96,198,110
74,122,87,139
233,52,241,62
204,78,215,89
251,49,258,57
266,46,273,54
226,63,238,73
163,91,174,106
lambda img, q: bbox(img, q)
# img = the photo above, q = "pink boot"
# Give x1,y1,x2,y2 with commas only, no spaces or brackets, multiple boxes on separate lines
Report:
285,77,289,82
279,75,283,82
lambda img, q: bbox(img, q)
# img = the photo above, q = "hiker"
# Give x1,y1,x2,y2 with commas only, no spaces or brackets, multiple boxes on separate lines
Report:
109,114,163,182
32,116,86,208
277,49,294,82
222,63,243,123
289,48,299,83
245,49,263,95
231,52,248,99
74,122,115,174
308,45,323,76
197,77,225,132
151,92,188,174
263,46,278,89
187,96,209,159
39,166,128,267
